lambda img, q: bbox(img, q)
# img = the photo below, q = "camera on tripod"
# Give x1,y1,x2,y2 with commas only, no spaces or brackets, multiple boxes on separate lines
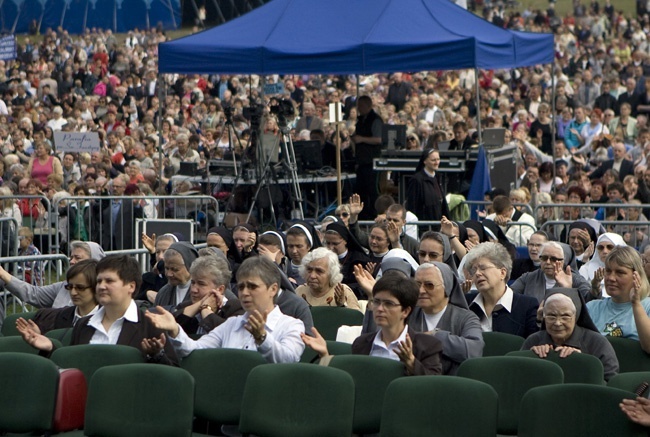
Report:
269,98,295,127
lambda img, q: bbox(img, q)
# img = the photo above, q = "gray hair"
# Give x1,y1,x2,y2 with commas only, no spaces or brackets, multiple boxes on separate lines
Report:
543,294,576,315
189,255,231,287
464,242,512,282
540,241,564,257
299,247,343,287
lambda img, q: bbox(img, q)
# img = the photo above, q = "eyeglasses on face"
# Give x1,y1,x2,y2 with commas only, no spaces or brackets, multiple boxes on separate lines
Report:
64,283,92,291
543,314,573,323
540,255,564,263
371,298,401,309
336,212,350,218
416,281,443,292
469,264,499,276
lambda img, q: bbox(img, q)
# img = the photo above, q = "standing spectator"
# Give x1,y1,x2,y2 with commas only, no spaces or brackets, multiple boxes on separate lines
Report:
385,73,412,112
352,95,383,219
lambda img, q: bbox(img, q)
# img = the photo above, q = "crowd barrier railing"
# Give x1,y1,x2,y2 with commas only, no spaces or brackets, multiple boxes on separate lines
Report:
540,220,649,248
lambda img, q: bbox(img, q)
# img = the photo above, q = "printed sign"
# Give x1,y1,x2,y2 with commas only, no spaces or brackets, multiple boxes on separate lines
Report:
53,131,101,152
264,82,285,96
0,35,16,61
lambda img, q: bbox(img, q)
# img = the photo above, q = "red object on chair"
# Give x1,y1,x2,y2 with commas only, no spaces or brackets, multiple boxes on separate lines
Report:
52,368,87,432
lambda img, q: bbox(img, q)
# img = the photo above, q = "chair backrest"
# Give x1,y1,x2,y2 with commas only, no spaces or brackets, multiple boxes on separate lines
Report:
608,372,650,393
51,344,145,381
607,336,650,373
482,331,525,357
0,336,62,354
239,363,355,437
85,363,194,437
310,306,364,341
45,328,74,347
507,350,605,384
518,384,646,437
300,340,353,363
380,376,498,437
330,354,404,435
0,352,60,433
1,311,38,337
457,356,564,434
180,349,267,424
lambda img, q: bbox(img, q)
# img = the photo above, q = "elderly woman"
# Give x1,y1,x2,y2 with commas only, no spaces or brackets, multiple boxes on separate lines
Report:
410,262,484,375
464,242,539,338
173,255,244,336
579,233,627,299
523,288,619,381
302,274,443,375
511,242,591,303
323,222,369,298
296,247,361,311
154,242,198,311
586,246,650,353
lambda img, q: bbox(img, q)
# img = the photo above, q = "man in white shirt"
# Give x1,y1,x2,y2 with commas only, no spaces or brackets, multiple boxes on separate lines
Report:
485,195,536,246
145,256,305,363
17,254,178,365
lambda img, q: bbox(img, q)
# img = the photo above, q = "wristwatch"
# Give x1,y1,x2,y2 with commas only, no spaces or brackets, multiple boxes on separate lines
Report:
255,333,267,345
200,304,214,312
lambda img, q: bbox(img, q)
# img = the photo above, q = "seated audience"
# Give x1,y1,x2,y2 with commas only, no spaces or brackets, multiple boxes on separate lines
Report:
523,288,619,381
154,241,198,311
18,255,178,365
145,256,305,363
464,242,539,338
302,274,443,375
579,233,627,298
295,247,362,311
586,246,650,353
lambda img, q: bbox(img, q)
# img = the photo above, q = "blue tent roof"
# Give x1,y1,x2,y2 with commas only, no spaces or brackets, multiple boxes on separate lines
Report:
159,0,553,74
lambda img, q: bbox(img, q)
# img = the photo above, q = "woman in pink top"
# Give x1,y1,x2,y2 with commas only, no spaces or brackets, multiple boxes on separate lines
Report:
28,143,63,186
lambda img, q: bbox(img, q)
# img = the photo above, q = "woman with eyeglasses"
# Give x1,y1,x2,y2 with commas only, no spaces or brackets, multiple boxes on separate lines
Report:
405,149,450,229
586,246,650,353
334,204,352,227
464,242,539,338
405,134,421,150
302,273,443,375
27,259,100,334
511,242,592,304
579,233,627,298
523,288,619,381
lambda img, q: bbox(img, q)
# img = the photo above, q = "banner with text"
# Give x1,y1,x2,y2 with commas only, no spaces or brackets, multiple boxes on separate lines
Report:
54,132,101,153
0,36,16,61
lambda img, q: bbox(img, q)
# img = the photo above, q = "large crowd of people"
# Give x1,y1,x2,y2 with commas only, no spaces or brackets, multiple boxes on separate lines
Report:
2,0,650,430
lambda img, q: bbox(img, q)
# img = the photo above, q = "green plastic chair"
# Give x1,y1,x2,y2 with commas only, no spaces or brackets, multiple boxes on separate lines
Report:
481,331,525,356
0,336,62,354
608,372,650,393
51,344,145,381
181,349,267,425
329,354,404,435
0,352,60,434
45,328,74,347
607,336,650,373
380,376,498,437
457,356,564,435
507,349,605,384
300,340,353,363
82,363,194,437
519,384,646,437
310,306,364,341
239,363,354,437
1,311,38,337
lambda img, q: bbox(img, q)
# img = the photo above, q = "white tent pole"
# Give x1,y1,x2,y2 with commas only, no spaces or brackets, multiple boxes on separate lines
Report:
475,67,482,144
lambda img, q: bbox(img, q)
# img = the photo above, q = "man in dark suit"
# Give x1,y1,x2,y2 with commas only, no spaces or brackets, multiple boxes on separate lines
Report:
589,141,635,181
593,80,617,112
616,77,639,116
97,175,143,251
17,255,178,365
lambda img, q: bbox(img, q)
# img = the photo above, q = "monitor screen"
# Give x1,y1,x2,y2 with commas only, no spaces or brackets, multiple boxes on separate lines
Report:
293,140,323,171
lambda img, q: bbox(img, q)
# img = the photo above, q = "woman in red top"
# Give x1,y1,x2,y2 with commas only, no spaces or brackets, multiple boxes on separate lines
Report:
27,142,62,186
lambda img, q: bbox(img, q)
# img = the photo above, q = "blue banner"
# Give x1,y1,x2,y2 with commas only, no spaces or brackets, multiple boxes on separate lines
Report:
0,36,16,61
0,0,181,34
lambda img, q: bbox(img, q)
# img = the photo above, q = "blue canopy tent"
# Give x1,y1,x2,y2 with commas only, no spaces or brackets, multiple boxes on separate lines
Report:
158,0,554,74
157,0,554,215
